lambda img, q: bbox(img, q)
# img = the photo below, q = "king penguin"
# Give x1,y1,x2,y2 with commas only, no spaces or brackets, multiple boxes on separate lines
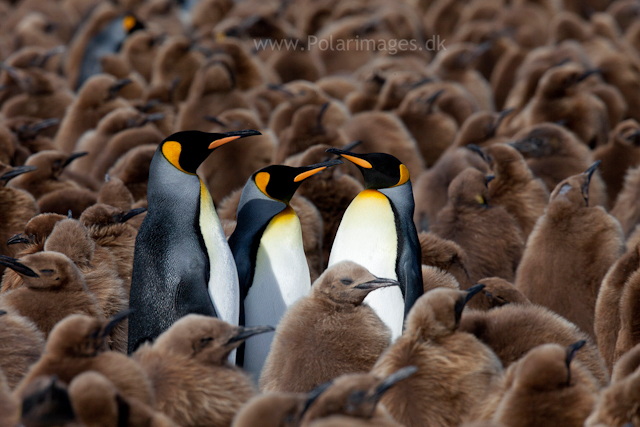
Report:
127,129,261,355
326,149,423,341
229,159,343,377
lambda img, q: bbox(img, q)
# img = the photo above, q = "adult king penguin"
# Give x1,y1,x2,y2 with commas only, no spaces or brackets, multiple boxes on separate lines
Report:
229,159,343,377
128,129,261,355
326,149,423,340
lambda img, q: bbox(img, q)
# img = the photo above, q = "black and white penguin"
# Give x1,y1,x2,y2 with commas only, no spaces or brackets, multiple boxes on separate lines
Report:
326,149,423,340
127,129,261,354
229,159,342,377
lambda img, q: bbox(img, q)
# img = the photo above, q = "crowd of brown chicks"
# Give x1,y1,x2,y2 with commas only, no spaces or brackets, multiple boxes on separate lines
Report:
2,0,640,425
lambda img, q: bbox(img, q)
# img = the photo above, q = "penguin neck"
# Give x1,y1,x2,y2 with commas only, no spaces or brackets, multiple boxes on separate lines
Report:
147,150,202,204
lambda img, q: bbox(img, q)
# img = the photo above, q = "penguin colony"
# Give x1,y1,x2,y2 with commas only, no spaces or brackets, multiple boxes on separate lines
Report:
3,0,640,426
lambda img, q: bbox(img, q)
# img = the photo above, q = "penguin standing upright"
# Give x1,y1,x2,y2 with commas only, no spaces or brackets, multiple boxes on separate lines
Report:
229,159,342,377
326,149,423,340
127,130,261,354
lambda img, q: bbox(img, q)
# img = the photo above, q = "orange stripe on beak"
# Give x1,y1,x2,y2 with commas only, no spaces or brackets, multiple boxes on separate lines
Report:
341,154,372,169
294,166,327,182
209,135,241,149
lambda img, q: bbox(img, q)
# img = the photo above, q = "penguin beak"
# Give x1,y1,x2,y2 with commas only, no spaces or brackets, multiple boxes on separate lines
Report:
454,284,485,321
0,310,7,316
465,144,488,163
626,129,640,146
203,115,227,126
7,233,32,245
208,129,262,149
325,149,372,169
369,366,418,404
0,63,23,85
141,113,165,125
409,77,433,89
62,152,88,169
489,107,514,135
565,340,586,386
0,165,37,181
576,68,601,83
316,102,329,132
293,159,343,182
485,175,495,185
423,89,445,109
29,118,59,134
37,45,65,68
101,308,134,338
509,137,543,156
115,207,147,223
0,255,39,277
354,277,400,290
300,381,333,417
227,325,275,345
581,160,600,206
108,78,132,99
266,84,294,97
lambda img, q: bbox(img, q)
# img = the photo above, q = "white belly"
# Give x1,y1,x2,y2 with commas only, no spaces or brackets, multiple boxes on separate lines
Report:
200,181,240,361
329,189,403,339
244,206,310,378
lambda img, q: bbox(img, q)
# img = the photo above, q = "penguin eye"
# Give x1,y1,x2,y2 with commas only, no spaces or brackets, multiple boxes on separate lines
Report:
340,279,353,286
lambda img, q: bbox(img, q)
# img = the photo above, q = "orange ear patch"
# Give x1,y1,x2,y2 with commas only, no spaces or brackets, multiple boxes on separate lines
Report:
161,141,190,174
123,15,137,32
255,172,270,195
392,164,410,187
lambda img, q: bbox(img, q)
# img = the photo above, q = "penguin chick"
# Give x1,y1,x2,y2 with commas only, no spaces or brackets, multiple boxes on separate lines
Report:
7,150,89,200
372,285,503,427
479,143,549,240
107,144,157,203
16,311,154,406
54,74,131,153
515,162,625,338
413,147,490,231
18,375,75,427
0,309,45,389
97,176,134,211
492,342,597,427
134,314,271,427
611,166,640,237
0,164,39,260
466,277,531,312
302,367,418,427
120,30,162,83
452,109,514,148
613,263,640,362
69,371,179,427
459,304,609,388
418,232,472,290
510,123,609,207
36,187,98,218
0,252,102,338
232,390,320,427
593,119,640,205
594,243,640,372
261,262,398,393
586,343,640,427
6,117,58,154
432,168,524,283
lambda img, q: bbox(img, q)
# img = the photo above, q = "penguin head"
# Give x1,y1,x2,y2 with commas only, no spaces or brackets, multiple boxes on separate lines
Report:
613,119,640,147
448,168,493,209
20,376,75,427
0,164,36,188
251,159,343,203
405,285,485,340
325,149,409,190
160,129,261,174
550,160,600,207
0,252,87,291
122,14,144,35
153,314,274,365
513,341,586,391
313,261,400,306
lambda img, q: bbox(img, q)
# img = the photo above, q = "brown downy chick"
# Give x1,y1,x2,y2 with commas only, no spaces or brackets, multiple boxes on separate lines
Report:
148,35,205,104
202,39,269,91
245,83,296,126
199,109,274,205
492,341,597,427
175,57,250,132
16,311,154,406
341,111,425,180
613,266,640,361
36,188,98,219
0,164,39,260
274,102,349,164
69,371,178,427
0,252,101,338
43,219,128,352
611,165,640,237
54,74,132,153
452,109,514,148
232,390,320,427
0,368,19,427
372,285,503,427
107,144,157,203
18,375,76,427
374,71,433,112
515,162,625,338
97,176,134,211
586,343,640,427
510,123,608,207
303,367,418,427
0,309,45,389
99,54,145,101
475,143,549,240
397,88,458,167
466,277,531,312
7,150,91,200
413,147,490,231
421,266,461,294
595,242,640,372
432,168,525,283
418,232,472,290
594,119,640,205
133,314,270,427
459,304,609,389
6,117,58,154
519,64,610,149
120,30,163,83
261,262,397,393
595,52,640,123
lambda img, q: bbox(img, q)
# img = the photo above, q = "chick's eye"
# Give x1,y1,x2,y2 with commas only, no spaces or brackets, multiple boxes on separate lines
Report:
340,279,353,285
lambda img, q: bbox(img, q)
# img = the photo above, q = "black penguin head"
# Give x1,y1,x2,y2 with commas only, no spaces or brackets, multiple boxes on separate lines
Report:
252,159,343,203
160,129,261,174
325,149,409,190
122,14,144,35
